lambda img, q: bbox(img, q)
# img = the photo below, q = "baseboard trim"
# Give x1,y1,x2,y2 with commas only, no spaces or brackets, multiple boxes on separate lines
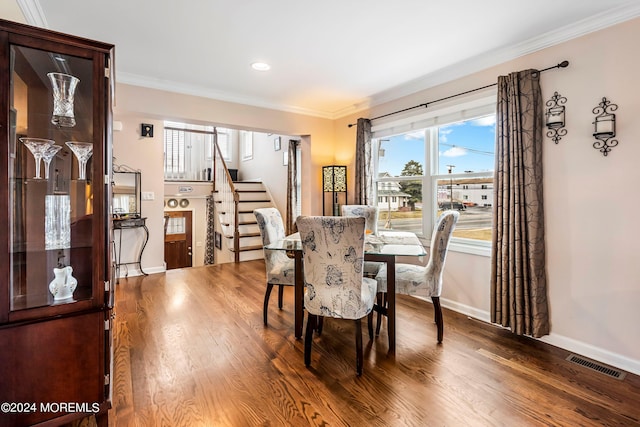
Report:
438,297,640,377
117,265,165,278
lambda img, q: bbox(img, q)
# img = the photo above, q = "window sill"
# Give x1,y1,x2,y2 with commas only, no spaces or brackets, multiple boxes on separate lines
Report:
420,236,492,257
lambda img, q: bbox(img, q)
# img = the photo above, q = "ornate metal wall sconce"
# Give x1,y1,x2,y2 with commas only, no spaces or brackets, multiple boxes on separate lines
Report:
545,91,567,144
592,97,618,156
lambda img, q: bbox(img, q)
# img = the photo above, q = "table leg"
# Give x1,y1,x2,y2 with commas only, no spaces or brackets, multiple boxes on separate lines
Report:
386,256,396,353
366,253,396,353
294,250,304,339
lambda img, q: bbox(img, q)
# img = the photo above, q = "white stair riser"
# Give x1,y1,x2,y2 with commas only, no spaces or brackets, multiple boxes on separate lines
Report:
233,182,265,191
237,191,268,201
238,201,272,211
238,224,259,234
239,249,265,262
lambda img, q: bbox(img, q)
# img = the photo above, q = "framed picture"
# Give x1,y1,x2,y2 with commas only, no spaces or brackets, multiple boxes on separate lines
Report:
283,151,288,166
214,231,222,249
274,136,281,151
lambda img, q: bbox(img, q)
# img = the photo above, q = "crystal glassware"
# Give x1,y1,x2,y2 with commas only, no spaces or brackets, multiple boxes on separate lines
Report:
47,72,80,127
45,195,71,250
65,141,93,180
20,137,54,179
41,144,63,180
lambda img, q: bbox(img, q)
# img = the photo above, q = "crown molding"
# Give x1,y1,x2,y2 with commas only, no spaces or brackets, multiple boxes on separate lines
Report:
117,72,336,120
23,0,640,121
363,3,640,113
16,0,47,27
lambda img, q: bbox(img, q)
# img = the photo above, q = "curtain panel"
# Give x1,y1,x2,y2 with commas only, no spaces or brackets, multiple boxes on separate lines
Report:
354,118,373,205
286,139,299,235
491,69,550,338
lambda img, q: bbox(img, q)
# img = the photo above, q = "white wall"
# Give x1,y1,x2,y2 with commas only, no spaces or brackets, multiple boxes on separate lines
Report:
336,18,640,375
239,132,296,212
113,86,334,274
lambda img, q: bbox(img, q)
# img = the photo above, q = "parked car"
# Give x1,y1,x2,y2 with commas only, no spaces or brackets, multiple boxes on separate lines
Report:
439,201,466,211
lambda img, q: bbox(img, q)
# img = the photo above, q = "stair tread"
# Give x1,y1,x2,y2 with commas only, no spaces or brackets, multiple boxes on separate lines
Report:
225,232,261,238
231,245,264,252
236,190,266,193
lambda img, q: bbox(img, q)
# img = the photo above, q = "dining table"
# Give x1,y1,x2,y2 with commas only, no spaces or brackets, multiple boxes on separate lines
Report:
265,229,427,353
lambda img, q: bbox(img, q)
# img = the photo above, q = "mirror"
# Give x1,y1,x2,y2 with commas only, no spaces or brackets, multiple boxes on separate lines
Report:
112,171,141,217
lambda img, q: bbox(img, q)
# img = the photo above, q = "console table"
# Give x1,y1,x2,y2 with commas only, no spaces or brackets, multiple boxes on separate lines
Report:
113,217,149,282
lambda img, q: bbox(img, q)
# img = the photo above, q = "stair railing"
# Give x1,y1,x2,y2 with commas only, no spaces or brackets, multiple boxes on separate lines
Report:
213,129,241,262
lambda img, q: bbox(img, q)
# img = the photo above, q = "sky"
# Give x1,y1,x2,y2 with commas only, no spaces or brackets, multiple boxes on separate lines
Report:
377,115,496,176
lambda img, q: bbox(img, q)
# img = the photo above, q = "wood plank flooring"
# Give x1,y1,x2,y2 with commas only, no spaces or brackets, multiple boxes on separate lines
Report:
109,260,640,426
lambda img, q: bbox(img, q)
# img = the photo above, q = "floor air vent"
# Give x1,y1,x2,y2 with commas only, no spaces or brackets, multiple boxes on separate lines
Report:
566,354,626,380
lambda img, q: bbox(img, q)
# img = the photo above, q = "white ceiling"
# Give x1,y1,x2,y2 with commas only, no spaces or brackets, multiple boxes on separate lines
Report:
6,0,640,118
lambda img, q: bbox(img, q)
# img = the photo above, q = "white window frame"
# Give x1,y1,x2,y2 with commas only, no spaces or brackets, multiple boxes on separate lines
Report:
372,94,496,256
241,130,253,161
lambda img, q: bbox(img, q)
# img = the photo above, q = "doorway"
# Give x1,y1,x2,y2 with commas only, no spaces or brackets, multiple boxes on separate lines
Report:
164,211,193,269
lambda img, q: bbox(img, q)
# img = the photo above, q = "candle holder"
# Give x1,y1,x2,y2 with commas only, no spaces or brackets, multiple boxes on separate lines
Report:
545,91,567,144
20,137,54,179
592,97,618,157
42,144,63,180
65,141,93,180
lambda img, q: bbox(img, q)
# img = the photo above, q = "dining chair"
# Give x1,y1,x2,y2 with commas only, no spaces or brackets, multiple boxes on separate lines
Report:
296,216,377,376
374,210,459,343
341,205,383,277
254,208,295,326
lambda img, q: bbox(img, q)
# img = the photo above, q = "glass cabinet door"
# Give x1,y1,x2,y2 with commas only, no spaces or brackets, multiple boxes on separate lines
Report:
9,43,98,312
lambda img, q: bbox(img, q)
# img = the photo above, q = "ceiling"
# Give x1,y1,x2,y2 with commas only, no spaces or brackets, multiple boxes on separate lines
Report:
5,0,640,119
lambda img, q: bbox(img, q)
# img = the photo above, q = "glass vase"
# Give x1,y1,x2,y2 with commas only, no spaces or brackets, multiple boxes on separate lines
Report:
20,137,54,179
45,195,71,250
65,141,93,180
47,72,80,127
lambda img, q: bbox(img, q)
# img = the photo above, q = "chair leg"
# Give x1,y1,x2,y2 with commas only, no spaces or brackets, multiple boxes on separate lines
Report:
355,318,363,376
317,316,324,335
263,284,274,325
432,296,444,343
278,285,284,309
367,311,374,341
305,313,317,367
375,293,386,336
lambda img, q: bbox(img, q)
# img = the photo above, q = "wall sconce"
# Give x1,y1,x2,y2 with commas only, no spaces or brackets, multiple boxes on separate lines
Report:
545,91,567,144
322,165,347,216
592,97,618,156
141,123,154,137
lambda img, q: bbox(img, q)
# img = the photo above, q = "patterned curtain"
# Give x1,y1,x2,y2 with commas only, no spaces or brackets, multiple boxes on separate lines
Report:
354,118,373,205
204,129,218,265
204,195,215,264
491,69,550,338
285,139,299,235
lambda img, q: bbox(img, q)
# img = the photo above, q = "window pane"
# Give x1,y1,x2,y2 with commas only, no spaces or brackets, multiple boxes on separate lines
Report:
376,179,423,235
438,116,495,174
437,177,493,241
377,131,425,177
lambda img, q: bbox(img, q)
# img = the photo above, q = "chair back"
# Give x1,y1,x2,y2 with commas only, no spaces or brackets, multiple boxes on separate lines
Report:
341,205,379,235
426,210,459,296
254,208,291,271
296,216,373,319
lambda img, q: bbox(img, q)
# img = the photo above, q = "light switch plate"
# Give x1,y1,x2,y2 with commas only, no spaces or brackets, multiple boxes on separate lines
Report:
141,191,155,200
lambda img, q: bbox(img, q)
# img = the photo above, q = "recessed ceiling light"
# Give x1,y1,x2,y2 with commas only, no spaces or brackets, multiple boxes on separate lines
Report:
251,62,271,71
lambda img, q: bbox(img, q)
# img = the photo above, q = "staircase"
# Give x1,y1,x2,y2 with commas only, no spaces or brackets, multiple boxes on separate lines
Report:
214,181,272,262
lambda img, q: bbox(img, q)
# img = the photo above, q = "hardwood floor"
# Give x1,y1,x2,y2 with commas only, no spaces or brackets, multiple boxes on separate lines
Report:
109,260,640,426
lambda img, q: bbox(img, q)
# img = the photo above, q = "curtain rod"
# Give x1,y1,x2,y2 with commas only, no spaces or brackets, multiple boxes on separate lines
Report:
347,60,569,128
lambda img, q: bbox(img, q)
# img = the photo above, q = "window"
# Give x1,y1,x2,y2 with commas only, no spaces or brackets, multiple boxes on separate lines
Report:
241,130,253,161
163,121,231,181
373,99,495,250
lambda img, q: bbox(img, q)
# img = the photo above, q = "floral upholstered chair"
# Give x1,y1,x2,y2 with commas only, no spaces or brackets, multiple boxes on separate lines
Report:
341,205,383,277
296,216,377,376
375,210,459,343
341,205,379,235
254,208,295,326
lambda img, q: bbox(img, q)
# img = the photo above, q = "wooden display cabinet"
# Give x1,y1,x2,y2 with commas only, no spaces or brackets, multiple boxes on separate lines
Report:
0,19,114,426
